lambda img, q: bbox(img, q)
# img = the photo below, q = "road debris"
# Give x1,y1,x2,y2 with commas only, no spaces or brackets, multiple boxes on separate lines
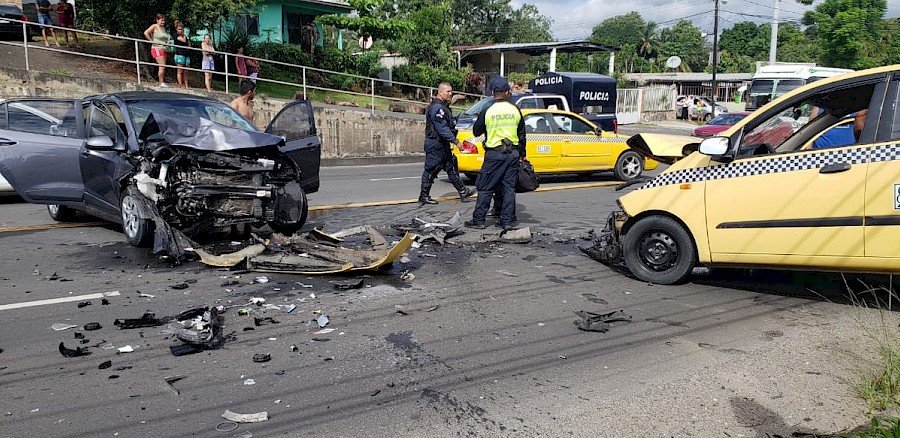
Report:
138,293,156,299
83,322,102,331
215,422,239,433
313,328,335,335
249,297,266,305
51,323,77,331
426,306,439,312
193,226,413,274
58,342,91,358
222,410,268,423
392,212,464,245
163,375,185,395
167,306,226,355
114,312,168,329
254,317,279,326
316,315,329,328
284,304,297,313
400,271,415,282
98,360,112,369
252,353,271,363
480,227,533,244
243,379,256,385
117,345,135,353
77,301,91,308
101,299,110,305
573,310,632,332
333,279,364,290
170,283,189,290
253,276,269,284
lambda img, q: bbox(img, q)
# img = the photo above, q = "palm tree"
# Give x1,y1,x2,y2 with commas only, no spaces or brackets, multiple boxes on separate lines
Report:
637,21,660,60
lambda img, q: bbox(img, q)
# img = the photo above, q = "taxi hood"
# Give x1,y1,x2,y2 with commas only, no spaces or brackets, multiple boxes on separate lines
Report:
626,133,700,164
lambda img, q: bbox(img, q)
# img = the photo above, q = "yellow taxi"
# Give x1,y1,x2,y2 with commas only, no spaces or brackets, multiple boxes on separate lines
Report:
452,109,657,182
582,64,900,284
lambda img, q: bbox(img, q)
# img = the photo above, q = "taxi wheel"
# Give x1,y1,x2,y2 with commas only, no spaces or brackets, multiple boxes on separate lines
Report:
623,216,696,285
614,151,644,182
47,204,76,222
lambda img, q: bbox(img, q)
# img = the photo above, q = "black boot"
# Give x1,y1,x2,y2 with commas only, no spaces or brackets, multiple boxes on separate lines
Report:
418,183,438,206
458,187,475,202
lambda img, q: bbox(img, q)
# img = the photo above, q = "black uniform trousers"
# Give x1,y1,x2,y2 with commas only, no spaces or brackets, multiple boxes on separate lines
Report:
472,147,519,226
421,139,465,191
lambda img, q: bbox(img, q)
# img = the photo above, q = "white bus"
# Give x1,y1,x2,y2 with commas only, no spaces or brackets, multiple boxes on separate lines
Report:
745,64,853,110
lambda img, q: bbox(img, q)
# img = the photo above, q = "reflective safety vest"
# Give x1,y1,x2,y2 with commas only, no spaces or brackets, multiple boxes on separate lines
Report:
483,101,521,149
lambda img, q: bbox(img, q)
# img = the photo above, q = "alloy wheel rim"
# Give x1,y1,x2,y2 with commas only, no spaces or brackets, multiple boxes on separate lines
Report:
121,196,139,238
638,231,678,272
623,155,641,178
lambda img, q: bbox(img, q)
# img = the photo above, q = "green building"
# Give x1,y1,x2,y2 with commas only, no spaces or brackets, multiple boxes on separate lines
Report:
229,0,352,49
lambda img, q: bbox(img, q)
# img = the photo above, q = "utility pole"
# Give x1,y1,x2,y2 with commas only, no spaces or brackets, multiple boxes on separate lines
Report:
769,0,780,64
712,0,720,110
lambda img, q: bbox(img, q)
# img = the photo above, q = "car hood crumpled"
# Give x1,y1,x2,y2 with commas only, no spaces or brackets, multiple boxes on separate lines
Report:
626,133,700,164
138,112,284,152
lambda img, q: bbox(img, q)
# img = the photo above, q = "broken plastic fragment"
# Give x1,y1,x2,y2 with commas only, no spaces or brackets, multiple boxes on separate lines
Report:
243,379,256,385
58,342,91,358
51,323,77,331
400,271,415,281
316,315,329,328
222,410,268,423
77,301,92,308
83,322,102,331
253,276,269,284
117,345,135,353
138,293,156,299
249,297,266,305
333,279,364,290
252,353,271,363
284,304,296,313
114,313,167,329
101,298,110,305
170,283,189,290
313,328,335,335
573,310,632,332
98,360,112,369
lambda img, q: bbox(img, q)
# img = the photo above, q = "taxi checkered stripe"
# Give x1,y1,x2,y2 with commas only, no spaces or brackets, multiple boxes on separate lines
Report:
466,135,628,144
639,145,893,190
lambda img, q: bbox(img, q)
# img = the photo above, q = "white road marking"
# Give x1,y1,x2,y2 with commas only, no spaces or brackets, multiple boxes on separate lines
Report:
368,177,420,182
0,290,121,311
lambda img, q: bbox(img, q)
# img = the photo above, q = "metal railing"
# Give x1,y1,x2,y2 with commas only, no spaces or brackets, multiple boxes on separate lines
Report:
0,17,486,113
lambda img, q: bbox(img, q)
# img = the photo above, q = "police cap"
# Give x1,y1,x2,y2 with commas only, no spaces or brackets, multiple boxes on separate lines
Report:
488,76,510,93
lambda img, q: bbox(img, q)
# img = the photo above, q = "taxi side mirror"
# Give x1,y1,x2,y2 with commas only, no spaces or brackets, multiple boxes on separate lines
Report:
593,126,603,136
699,137,729,156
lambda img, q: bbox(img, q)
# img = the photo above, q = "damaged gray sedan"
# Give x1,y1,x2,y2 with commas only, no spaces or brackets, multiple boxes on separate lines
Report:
0,92,320,247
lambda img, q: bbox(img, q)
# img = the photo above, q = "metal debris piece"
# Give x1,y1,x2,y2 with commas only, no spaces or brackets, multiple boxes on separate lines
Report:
333,279,364,290
222,410,268,423
83,322,102,331
58,342,91,358
98,360,112,369
316,315,329,328
284,304,297,313
400,270,415,281
395,212,464,245
573,310,632,332
252,353,271,363
163,375,186,395
168,306,226,350
51,323,77,331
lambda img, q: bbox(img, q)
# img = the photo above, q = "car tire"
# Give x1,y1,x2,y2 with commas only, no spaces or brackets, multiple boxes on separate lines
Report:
269,185,308,236
47,204,77,222
613,150,644,181
120,187,154,247
703,113,712,122
464,172,479,184
622,215,696,285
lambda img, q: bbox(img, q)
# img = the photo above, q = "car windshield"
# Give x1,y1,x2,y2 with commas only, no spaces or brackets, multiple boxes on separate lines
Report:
708,113,745,126
462,97,493,116
126,99,257,133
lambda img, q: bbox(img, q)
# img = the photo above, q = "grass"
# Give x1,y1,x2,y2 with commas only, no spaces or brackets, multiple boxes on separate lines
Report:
45,69,72,76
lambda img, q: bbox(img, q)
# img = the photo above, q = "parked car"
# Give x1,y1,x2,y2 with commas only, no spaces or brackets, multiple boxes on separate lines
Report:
453,108,657,182
0,5,29,40
0,92,321,247
583,64,900,284
692,111,751,137
675,95,728,121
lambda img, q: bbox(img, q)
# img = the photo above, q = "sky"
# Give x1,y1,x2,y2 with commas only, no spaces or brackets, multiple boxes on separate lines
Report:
511,0,900,41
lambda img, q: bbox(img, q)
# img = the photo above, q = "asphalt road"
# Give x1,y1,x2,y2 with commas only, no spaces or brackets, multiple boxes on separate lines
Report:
0,159,895,437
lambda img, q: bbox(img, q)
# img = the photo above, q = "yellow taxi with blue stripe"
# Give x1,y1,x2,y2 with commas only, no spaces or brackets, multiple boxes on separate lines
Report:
582,64,900,284
453,109,657,182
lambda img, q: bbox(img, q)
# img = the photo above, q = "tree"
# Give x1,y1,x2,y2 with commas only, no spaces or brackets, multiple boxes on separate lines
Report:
800,0,887,69
504,4,553,43
77,0,256,36
170,0,259,35
316,0,414,41
590,12,646,47
659,20,706,72
397,4,454,66
637,22,660,60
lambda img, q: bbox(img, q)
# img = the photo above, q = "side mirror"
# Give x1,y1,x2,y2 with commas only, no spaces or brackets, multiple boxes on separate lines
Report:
699,137,729,156
594,126,603,136
85,135,116,151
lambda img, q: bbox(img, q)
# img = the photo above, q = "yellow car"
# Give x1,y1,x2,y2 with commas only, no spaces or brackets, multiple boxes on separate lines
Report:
452,109,657,182
584,64,900,284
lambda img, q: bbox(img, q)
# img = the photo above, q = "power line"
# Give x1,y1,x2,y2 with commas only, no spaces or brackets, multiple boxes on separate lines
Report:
734,0,809,16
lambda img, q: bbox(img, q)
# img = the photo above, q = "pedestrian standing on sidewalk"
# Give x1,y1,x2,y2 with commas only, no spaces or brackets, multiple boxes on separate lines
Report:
417,82,475,206
55,0,79,50
201,34,215,92
36,0,60,47
465,76,526,230
144,14,171,88
173,21,190,89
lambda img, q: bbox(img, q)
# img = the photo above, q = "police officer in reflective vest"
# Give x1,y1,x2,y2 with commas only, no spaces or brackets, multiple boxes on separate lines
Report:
465,76,526,229
418,82,475,206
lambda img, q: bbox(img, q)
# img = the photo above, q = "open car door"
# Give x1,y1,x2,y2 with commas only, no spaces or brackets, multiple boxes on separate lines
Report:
266,100,321,194
0,99,86,203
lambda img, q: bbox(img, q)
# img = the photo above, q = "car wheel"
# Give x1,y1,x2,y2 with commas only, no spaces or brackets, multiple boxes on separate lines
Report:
120,187,154,247
623,215,696,285
269,184,308,236
47,204,77,222
613,150,644,181
703,113,712,122
464,172,479,184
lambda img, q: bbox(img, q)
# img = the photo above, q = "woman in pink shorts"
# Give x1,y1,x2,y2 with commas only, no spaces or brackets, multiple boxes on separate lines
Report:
143,14,171,88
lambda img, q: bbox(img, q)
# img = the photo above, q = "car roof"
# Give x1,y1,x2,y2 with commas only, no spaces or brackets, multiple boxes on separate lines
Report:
0,5,22,14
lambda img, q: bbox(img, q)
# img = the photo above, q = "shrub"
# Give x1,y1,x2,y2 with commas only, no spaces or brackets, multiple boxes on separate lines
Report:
393,64,465,90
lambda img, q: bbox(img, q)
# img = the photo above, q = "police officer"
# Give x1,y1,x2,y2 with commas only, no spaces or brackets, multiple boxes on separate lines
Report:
465,76,526,229
418,82,475,206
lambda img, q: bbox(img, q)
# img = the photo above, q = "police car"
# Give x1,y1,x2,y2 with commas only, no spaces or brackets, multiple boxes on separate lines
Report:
584,64,900,284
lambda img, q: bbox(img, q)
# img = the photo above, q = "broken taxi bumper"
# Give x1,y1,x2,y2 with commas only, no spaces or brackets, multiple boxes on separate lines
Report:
579,209,630,264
